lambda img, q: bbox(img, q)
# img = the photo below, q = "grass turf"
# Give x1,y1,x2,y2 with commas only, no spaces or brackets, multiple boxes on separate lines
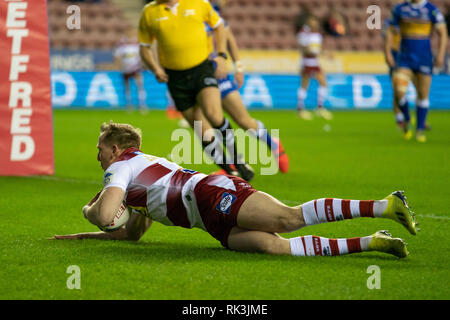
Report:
0,109,449,300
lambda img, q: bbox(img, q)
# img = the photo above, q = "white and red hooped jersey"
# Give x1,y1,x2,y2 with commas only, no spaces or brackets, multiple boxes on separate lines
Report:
297,28,322,68
114,38,142,75
102,148,209,230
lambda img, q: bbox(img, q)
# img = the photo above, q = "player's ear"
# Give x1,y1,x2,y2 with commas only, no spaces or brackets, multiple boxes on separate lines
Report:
111,144,120,155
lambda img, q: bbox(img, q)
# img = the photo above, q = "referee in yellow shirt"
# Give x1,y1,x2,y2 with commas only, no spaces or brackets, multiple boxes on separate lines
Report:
138,0,253,181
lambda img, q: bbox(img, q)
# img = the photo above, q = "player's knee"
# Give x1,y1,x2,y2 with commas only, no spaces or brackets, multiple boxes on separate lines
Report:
203,108,223,127
393,72,410,95
278,208,302,233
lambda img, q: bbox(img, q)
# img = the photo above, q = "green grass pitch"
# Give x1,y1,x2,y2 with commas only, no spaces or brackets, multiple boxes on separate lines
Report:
1,109,449,300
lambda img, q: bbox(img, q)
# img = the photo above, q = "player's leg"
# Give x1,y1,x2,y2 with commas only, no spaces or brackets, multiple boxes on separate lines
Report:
237,190,418,235
197,86,254,181
314,70,332,120
413,73,432,142
182,105,237,175
123,75,133,111
227,227,408,258
392,78,405,130
134,73,147,113
393,68,413,139
221,91,289,173
297,72,313,120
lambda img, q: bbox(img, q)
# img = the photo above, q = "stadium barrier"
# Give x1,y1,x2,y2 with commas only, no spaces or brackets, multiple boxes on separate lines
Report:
51,71,450,110
1,0,54,176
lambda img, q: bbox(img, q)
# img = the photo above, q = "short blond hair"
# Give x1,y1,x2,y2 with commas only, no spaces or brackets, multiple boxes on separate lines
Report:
100,121,142,150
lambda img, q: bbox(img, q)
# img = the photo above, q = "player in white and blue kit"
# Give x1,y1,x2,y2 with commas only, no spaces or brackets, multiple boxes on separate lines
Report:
386,0,447,142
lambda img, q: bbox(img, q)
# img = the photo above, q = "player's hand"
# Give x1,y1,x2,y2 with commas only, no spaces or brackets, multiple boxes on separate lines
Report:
154,68,168,83
234,71,244,88
214,56,228,80
434,55,445,68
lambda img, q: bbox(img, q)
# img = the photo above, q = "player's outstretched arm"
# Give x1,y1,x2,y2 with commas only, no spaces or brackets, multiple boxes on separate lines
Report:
51,211,153,241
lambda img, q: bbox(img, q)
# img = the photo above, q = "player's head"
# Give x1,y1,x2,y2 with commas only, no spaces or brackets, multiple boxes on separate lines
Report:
306,15,320,32
97,121,142,170
125,26,136,40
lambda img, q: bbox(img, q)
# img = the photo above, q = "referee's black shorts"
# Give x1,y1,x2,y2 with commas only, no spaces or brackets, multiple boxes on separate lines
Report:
165,59,218,112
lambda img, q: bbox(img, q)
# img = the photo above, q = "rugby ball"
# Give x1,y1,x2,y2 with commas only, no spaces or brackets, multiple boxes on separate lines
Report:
99,202,130,232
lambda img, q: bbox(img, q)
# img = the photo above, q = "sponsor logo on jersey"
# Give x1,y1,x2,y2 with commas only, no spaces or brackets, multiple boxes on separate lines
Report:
103,171,113,185
216,192,236,214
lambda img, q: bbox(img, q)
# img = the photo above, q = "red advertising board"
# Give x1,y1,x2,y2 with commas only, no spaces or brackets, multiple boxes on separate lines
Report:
0,0,54,175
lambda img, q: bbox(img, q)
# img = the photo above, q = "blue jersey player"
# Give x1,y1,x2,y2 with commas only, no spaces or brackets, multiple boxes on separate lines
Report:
386,0,448,142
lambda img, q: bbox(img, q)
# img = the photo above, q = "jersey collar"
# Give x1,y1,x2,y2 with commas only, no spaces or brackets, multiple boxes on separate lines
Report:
115,148,142,163
409,0,427,9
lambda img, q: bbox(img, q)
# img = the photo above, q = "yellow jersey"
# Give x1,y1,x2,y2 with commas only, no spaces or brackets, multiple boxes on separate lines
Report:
138,0,222,70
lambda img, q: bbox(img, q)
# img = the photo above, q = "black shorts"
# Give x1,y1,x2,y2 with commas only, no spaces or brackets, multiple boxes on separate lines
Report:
165,59,218,112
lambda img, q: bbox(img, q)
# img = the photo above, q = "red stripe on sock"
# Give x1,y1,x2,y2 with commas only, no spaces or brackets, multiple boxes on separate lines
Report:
312,236,322,256
325,198,335,222
346,237,362,253
341,199,352,219
314,200,319,220
329,239,339,256
301,236,307,255
359,200,374,218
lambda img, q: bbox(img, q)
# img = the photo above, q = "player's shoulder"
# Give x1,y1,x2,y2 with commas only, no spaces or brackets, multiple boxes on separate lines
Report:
141,1,159,15
426,1,445,22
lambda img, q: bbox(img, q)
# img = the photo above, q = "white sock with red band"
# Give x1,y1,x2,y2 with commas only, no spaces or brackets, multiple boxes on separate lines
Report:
289,235,373,256
301,198,388,226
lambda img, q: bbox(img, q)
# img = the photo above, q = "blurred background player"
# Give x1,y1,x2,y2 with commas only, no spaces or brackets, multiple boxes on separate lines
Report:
383,0,407,131
296,15,333,121
205,0,289,174
386,0,448,142
138,0,255,181
114,27,147,113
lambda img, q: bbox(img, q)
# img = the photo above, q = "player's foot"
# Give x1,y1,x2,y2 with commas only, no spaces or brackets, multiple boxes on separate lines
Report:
368,230,409,258
403,122,412,140
381,191,418,235
416,130,426,143
235,163,255,182
396,120,405,132
298,109,313,120
315,107,333,120
272,137,289,173
178,118,190,128
167,108,183,119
